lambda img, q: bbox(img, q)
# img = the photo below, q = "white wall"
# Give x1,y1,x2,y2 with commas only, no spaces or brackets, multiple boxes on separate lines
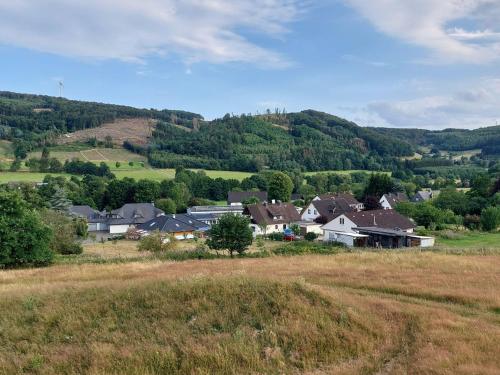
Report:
250,223,289,237
321,215,357,233
324,231,355,247
300,202,319,222
109,224,131,234
379,196,392,210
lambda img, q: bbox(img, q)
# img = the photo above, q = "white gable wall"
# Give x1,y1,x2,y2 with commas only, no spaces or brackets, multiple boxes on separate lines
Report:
301,202,320,222
321,214,357,233
379,195,392,210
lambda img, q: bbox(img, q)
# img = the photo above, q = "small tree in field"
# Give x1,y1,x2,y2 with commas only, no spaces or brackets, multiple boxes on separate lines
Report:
138,230,176,253
480,207,500,232
207,214,253,257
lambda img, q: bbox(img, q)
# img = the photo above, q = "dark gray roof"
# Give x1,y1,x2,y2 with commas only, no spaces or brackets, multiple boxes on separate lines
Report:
227,191,268,204
355,227,420,237
305,199,354,221
69,205,107,223
245,202,301,225
383,192,409,208
138,214,210,233
411,190,440,202
344,209,415,230
110,203,164,225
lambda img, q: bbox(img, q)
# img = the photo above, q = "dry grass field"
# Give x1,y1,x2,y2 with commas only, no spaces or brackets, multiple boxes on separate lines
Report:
56,118,156,146
0,250,499,374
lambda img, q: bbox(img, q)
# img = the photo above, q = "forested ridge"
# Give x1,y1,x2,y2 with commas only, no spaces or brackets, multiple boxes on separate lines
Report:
369,126,500,155
0,91,202,157
2,91,499,173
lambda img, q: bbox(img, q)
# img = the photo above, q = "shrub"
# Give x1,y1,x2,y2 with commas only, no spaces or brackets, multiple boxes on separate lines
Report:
267,232,284,241
480,207,500,232
138,231,176,253
59,242,83,255
0,192,53,268
304,232,318,241
273,242,344,256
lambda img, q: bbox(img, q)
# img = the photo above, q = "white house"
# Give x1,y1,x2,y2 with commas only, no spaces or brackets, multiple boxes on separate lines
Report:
321,209,427,248
379,193,409,210
245,202,301,236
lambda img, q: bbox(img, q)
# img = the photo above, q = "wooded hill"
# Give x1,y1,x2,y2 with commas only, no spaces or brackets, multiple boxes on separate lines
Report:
369,126,500,156
2,91,499,172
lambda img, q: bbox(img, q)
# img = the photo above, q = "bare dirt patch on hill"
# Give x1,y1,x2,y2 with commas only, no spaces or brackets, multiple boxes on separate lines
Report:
56,118,156,146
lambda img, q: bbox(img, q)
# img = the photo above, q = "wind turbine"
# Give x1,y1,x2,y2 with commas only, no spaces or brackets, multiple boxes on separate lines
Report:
58,80,64,98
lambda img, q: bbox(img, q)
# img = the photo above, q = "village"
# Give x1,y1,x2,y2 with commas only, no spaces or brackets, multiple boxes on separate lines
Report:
69,189,436,249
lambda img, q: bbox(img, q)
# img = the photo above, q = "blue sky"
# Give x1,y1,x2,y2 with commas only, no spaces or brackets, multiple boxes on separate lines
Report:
1,0,500,129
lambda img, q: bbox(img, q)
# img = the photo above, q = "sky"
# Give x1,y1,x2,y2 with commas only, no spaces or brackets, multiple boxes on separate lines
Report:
1,0,500,129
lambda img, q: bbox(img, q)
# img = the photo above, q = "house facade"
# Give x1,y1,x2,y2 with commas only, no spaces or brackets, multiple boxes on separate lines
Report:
320,209,429,248
245,202,301,236
379,192,409,210
411,190,440,202
301,197,357,222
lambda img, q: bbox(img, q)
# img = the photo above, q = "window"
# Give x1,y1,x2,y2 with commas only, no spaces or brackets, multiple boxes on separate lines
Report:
340,218,345,225
275,225,278,229
307,209,311,214
283,224,287,229
313,210,317,215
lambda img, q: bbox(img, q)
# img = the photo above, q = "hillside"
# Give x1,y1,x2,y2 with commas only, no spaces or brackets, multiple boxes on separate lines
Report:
1,252,499,374
369,126,500,156
148,110,415,172
0,91,202,157
4,91,499,174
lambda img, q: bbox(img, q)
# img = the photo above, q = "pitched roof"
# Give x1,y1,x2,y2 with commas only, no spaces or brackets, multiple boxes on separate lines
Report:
343,209,415,230
246,202,301,225
138,214,210,233
227,191,268,204
308,199,355,221
69,205,107,223
317,193,361,206
411,190,440,202
110,203,164,225
382,192,409,208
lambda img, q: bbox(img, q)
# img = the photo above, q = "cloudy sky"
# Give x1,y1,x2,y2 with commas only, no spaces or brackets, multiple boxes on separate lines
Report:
1,0,499,129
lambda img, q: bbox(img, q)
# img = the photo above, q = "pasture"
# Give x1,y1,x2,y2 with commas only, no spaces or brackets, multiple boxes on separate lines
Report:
0,249,499,374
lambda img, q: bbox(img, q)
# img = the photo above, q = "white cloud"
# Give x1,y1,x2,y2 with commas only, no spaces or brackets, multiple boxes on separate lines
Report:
344,0,500,63
367,78,500,128
0,0,303,67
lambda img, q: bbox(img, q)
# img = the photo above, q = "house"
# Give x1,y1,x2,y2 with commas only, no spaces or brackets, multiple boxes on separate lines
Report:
411,190,440,202
227,191,268,206
322,209,427,248
301,198,355,223
245,202,301,236
187,205,243,225
108,203,164,234
312,193,364,211
138,214,210,240
69,205,108,232
379,192,409,210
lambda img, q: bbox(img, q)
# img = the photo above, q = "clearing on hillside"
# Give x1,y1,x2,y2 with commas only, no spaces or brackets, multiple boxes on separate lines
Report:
56,118,156,146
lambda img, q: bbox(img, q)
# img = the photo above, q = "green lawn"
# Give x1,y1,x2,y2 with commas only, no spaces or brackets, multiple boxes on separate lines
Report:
436,231,500,249
0,168,253,183
304,170,391,176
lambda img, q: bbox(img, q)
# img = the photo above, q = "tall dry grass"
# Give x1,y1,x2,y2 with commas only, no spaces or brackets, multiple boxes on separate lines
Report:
0,252,499,374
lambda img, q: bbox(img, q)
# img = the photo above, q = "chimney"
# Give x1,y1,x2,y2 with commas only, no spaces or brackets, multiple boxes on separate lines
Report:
172,214,176,219
272,199,276,204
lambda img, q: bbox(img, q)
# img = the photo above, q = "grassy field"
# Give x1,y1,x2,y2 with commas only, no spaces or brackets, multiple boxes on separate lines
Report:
0,169,253,183
0,249,499,374
304,169,392,176
28,147,147,164
435,231,500,249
